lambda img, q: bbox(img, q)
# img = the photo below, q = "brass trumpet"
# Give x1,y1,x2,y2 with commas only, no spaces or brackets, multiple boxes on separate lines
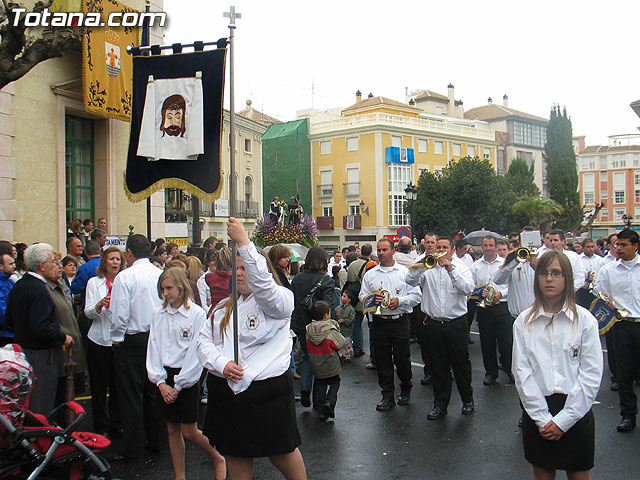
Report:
502,246,538,267
477,285,497,308
410,252,446,269
373,289,392,315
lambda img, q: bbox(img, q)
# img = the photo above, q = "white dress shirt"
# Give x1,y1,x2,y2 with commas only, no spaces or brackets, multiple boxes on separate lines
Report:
561,249,587,291
597,252,617,274
471,256,508,303
594,253,640,318
512,305,603,432
110,258,163,343
493,259,535,318
85,276,113,347
146,301,207,391
455,253,474,269
393,251,415,268
406,255,475,319
359,262,421,316
579,253,603,275
197,242,294,394
536,244,550,257
197,270,212,307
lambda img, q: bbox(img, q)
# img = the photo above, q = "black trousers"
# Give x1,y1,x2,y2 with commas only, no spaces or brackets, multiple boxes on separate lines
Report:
614,321,640,418
372,315,412,399
476,302,513,378
22,347,59,415
425,315,473,409
313,375,340,408
113,332,165,460
86,340,120,433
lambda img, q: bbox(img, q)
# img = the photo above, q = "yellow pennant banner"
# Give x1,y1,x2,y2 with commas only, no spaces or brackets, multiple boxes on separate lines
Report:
81,0,139,121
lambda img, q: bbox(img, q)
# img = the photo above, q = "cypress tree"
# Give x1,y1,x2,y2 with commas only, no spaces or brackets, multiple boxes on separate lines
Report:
543,106,580,229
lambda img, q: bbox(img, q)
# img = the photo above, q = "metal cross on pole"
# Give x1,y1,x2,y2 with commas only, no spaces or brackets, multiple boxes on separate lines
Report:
224,5,241,365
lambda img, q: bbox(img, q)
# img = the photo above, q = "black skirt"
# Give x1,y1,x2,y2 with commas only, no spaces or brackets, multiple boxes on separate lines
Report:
158,367,200,424
522,393,595,471
203,370,301,458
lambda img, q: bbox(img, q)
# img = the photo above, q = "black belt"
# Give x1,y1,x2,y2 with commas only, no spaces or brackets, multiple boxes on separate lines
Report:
424,314,466,325
373,313,406,320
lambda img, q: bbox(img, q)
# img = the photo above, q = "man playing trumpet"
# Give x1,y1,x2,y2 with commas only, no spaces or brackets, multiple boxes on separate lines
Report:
406,237,475,420
470,236,512,386
359,238,421,412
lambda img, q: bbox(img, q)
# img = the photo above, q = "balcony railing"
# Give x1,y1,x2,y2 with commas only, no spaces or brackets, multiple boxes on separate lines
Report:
316,184,333,197
316,216,334,230
165,200,259,222
343,215,361,230
309,112,496,140
343,181,360,196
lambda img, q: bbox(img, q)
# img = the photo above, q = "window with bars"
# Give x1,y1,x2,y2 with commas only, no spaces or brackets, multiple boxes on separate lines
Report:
387,164,411,226
65,115,94,228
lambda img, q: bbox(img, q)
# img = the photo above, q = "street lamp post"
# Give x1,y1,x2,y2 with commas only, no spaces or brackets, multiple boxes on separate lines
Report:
404,183,418,245
621,213,633,229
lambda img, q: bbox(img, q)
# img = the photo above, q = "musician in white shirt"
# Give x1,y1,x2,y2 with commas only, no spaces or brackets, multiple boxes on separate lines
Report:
359,238,421,411
471,236,512,386
513,251,602,478
406,237,475,420
109,234,164,462
547,229,586,291
594,228,640,433
579,238,603,274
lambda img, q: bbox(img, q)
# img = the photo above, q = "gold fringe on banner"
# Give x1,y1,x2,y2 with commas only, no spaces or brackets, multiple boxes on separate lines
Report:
124,173,224,204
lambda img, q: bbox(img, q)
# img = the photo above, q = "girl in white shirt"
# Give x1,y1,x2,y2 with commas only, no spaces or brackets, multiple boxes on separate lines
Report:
197,217,307,480
513,251,603,480
146,267,226,480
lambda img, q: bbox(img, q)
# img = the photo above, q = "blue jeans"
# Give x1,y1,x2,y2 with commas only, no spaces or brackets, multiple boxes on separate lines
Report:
352,310,364,353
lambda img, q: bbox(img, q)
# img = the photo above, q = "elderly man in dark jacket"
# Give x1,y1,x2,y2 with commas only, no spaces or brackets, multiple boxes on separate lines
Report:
6,243,73,414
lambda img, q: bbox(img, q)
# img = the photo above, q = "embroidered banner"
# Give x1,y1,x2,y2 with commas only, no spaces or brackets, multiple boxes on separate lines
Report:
124,49,226,202
81,0,139,121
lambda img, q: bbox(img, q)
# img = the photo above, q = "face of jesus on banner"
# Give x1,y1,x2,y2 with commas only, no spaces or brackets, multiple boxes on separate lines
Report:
160,94,186,137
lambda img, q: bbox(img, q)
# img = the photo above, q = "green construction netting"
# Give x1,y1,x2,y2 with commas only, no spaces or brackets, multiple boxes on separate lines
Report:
262,119,311,217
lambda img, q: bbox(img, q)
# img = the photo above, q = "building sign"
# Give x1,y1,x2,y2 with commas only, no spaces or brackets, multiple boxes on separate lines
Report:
166,237,190,246
384,234,400,242
105,235,128,250
385,146,415,164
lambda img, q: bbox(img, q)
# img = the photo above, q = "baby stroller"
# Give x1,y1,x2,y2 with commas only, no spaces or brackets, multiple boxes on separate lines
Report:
0,344,112,479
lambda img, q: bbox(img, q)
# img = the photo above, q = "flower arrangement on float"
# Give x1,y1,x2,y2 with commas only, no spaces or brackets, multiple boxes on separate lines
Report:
252,214,319,248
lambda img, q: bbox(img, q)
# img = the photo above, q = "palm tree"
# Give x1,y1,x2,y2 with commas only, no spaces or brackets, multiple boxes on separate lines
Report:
512,198,563,230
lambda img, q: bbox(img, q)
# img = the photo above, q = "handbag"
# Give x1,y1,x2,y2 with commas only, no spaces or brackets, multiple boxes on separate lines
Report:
302,280,323,312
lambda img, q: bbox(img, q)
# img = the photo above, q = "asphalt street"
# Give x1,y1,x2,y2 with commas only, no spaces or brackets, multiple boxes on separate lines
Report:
91,328,640,479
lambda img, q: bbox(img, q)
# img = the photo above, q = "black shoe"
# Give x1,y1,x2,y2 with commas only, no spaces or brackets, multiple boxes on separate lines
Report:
617,417,636,432
376,398,396,411
611,382,619,391
461,401,474,415
421,374,431,385
328,404,335,418
427,406,447,420
398,391,411,406
483,374,497,386
300,389,311,407
318,404,330,421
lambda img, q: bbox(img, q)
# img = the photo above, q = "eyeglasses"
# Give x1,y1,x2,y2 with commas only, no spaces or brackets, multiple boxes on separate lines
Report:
537,270,565,279
614,242,634,248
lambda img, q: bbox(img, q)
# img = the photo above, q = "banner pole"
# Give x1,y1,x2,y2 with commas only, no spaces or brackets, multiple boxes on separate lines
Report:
224,6,241,364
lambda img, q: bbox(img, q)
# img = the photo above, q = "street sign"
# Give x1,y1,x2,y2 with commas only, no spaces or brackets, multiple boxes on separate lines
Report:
397,226,410,238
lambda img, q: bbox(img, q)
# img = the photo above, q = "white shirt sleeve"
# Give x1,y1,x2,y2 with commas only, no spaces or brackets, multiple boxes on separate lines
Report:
146,310,167,387
84,277,102,320
449,265,474,295
197,307,232,377
197,274,210,307
109,275,130,344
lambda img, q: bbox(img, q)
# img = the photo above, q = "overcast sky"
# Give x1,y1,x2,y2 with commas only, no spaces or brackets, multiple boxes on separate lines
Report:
163,0,639,146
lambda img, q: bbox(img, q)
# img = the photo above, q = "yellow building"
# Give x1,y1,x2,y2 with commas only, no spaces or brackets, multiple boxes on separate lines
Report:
301,91,497,249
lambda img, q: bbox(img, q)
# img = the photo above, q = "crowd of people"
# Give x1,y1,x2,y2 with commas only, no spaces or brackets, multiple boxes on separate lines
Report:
0,218,637,480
